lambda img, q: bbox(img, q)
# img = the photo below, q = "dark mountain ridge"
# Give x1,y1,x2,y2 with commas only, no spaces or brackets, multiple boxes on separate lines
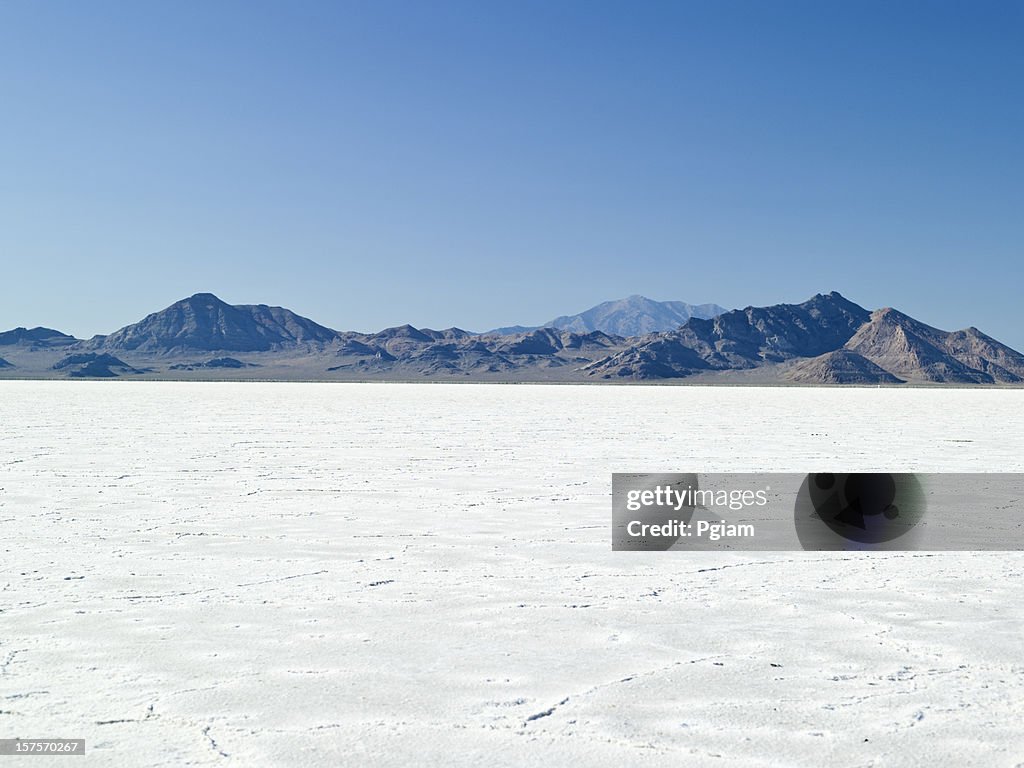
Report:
0,326,78,348
52,353,146,378
586,293,1023,384
327,325,622,377
585,292,872,378
81,293,341,354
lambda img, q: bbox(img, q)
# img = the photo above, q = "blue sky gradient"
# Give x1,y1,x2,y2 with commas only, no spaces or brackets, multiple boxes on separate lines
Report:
1,1,1022,345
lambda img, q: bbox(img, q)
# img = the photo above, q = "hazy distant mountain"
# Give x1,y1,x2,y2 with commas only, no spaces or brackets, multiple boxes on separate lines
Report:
485,324,536,336
82,293,341,354
546,295,726,335
489,295,726,337
0,326,78,348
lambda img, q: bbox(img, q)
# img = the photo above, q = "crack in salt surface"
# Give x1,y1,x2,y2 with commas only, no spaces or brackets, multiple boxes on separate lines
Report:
524,697,569,723
522,655,728,729
0,649,26,675
202,725,229,758
116,570,328,601
693,552,948,574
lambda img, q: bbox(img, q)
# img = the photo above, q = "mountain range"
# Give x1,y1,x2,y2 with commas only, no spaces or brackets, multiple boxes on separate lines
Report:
582,293,1024,384
1,291,1021,385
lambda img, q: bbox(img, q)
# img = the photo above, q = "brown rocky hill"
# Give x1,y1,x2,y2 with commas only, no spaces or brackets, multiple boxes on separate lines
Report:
785,350,905,384
844,308,1024,383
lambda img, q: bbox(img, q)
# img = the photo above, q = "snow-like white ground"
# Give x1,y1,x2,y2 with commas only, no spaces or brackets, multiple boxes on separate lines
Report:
1,382,1022,767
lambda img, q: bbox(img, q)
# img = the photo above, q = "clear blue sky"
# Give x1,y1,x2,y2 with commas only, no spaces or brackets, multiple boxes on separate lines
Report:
1,1,1022,346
